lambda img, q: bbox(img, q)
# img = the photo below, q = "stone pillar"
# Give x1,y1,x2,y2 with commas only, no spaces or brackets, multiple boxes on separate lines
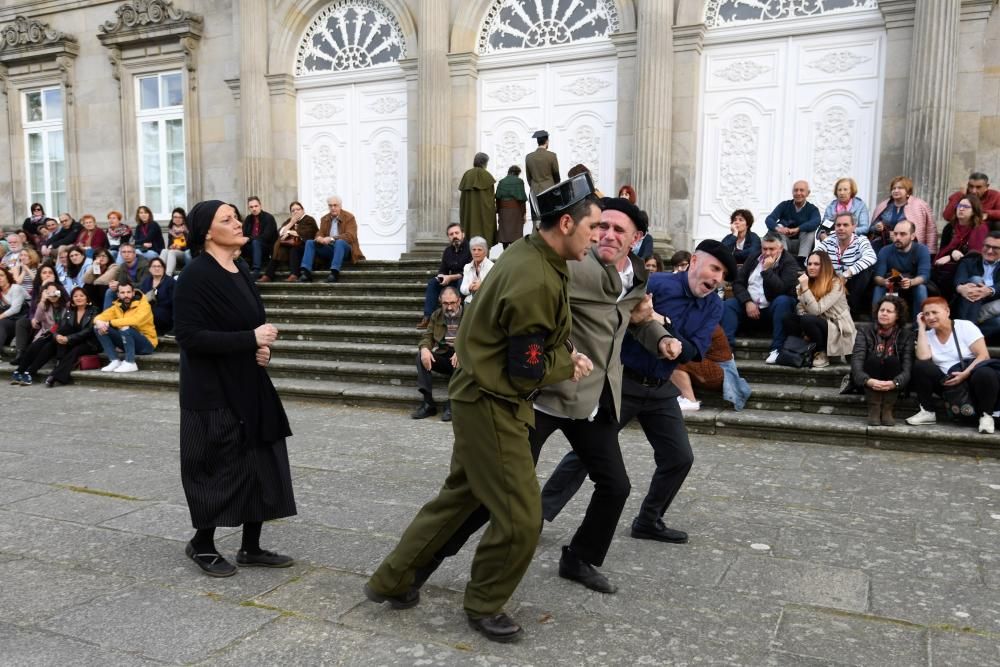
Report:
238,0,273,201
875,0,916,196
902,0,960,217
632,0,674,252
670,23,706,252
415,0,452,243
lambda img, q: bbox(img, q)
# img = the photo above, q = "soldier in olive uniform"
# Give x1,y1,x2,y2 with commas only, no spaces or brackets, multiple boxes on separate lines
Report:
525,130,561,221
364,175,601,644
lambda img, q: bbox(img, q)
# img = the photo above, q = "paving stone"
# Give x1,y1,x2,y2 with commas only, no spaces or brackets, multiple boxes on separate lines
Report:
98,503,240,543
0,477,52,505
0,558,133,624
5,489,152,526
0,509,146,568
0,455,109,485
913,520,1000,553
574,535,736,588
0,621,157,666
870,574,1000,634
38,585,279,663
289,489,423,535
772,606,928,666
62,464,186,501
254,567,368,621
928,630,1000,666
718,553,869,611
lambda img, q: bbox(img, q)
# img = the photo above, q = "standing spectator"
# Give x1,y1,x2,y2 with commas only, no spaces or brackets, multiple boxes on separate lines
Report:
0,267,29,356
22,202,45,241
131,206,164,260
411,285,463,422
243,196,278,278
524,129,560,222
59,246,92,293
819,177,871,240
161,207,191,276
932,194,988,301
84,248,118,308
617,184,637,203
872,221,931,317
495,165,528,249
298,196,365,284
782,251,856,369
44,287,100,387
721,209,762,266
942,171,1000,228
140,257,175,336
49,213,82,254
817,211,877,317
644,253,663,273
851,295,914,426
870,176,937,252
11,281,67,386
94,280,157,373
74,214,108,257
459,236,493,304
10,248,39,297
458,152,497,249
764,180,821,261
954,231,1000,342
259,201,317,283
105,210,131,258
416,223,470,329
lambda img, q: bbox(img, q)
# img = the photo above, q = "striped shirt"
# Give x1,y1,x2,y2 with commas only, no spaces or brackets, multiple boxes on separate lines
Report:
819,234,877,277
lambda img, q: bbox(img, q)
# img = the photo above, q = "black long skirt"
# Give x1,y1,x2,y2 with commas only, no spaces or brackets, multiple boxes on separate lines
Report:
180,408,297,529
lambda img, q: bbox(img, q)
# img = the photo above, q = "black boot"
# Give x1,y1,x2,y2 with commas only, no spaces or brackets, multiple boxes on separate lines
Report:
325,269,339,283
864,388,883,426
441,401,452,422
411,400,437,419
297,269,312,283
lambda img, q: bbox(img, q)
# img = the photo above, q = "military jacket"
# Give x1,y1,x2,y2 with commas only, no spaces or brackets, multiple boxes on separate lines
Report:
525,148,561,194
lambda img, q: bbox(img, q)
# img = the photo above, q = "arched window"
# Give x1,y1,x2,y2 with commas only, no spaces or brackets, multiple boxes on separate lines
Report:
478,0,620,55
706,0,878,29
295,0,406,76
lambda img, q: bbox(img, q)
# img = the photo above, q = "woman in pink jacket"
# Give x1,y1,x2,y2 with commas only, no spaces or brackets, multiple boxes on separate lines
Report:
870,176,937,254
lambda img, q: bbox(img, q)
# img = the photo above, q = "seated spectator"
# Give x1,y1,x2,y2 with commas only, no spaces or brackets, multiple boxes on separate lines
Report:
631,229,654,260
872,221,930,318
11,280,67,386
942,171,1000,228
870,176,937,253
954,230,1000,342
105,210,131,258
782,251,856,369
669,325,751,411
851,295,914,426
243,196,277,278
260,201,317,283
906,297,999,434
10,247,39,297
13,261,64,365
617,184,637,203
765,180,821,261
0,267,29,357
139,257,175,335
819,177,871,241
22,202,45,242
161,207,191,276
818,211,877,317
36,218,59,256
74,214,108,258
417,223,470,329
131,206,164,261
722,232,800,362
2,233,23,270
668,250,691,272
644,253,663,273
459,236,493,304
59,246,92,293
42,286,100,387
932,194,988,302
84,248,118,308
111,243,150,302
299,196,365,283
50,213,82,254
721,209,762,265
94,280,157,373
568,163,604,197
411,285,463,422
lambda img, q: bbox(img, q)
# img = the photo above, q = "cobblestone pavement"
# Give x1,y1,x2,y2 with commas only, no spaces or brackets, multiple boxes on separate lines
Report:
1,385,999,665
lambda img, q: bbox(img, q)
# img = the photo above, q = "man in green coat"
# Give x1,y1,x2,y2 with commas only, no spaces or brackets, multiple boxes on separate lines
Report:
458,152,496,247
365,174,601,643
525,130,560,221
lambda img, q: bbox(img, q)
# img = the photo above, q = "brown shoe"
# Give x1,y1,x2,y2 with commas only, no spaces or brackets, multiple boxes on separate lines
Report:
416,317,430,329
285,274,298,282
256,275,271,283
864,388,883,427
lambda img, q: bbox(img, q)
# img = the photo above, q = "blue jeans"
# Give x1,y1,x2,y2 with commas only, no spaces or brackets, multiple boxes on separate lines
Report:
301,239,351,273
96,326,153,363
249,239,269,272
423,277,444,318
872,284,928,321
721,294,796,352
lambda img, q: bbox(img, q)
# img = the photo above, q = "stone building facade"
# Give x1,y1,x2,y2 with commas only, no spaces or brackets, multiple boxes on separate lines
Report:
0,0,997,258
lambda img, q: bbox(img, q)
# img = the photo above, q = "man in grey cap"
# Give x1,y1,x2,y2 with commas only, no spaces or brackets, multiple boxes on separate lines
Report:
525,130,560,221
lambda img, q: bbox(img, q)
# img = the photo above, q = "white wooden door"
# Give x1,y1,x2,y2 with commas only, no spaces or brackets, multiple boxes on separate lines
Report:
694,28,884,244
297,80,407,259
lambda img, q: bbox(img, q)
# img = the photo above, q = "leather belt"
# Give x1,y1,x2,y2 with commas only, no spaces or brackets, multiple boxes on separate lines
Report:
622,367,668,388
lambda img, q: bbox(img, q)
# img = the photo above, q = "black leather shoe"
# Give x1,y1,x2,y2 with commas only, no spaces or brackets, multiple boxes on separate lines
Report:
298,270,312,283
325,270,339,283
630,519,688,544
236,549,294,568
558,545,617,593
411,401,437,419
364,582,420,610
185,542,237,577
467,612,523,643
441,402,452,422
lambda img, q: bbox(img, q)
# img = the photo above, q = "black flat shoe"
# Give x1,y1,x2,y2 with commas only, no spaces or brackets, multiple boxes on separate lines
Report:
630,519,688,544
363,582,420,609
410,402,437,419
467,612,523,643
185,542,237,577
440,402,452,422
325,271,339,283
236,549,294,568
558,545,617,593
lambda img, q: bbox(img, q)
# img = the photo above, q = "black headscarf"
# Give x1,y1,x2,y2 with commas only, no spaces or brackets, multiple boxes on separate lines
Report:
187,200,225,255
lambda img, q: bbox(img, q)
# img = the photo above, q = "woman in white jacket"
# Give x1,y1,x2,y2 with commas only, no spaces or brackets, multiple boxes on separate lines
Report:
459,236,494,304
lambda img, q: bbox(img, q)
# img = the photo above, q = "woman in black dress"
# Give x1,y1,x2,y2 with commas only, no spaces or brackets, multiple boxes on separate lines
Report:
174,200,297,577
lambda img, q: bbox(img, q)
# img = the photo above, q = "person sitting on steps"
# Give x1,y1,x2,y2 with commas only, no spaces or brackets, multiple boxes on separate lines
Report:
411,285,464,422
851,295,914,426
417,223,470,329
782,251,856,369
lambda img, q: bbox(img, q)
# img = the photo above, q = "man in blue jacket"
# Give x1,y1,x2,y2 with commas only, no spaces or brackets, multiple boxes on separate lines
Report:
954,230,1000,341
872,221,931,317
765,180,821,261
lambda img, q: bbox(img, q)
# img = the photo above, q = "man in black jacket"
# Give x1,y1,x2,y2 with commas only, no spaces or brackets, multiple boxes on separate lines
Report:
243,196,278,279
417,223,471,329
721,231,800,362
48,213,82,254
955,230,1000,342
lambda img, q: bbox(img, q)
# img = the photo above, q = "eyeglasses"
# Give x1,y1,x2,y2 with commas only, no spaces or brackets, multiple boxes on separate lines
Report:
983,244,1000,252
956,204,972,210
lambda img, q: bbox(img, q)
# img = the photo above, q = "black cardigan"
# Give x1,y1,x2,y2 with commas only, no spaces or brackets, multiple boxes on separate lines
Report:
731,250,800,305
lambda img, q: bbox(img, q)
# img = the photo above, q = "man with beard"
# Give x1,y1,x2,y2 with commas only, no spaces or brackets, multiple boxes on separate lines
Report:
872,220,931,316
93,280,157,373
417,223,471,329
411,285,464,422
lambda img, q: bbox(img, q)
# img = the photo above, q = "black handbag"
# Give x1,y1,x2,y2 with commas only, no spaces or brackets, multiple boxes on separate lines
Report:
776,335,816,368
941,334,975,419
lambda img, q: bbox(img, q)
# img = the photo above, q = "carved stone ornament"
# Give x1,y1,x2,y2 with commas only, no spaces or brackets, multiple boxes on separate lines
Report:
368,96,405,114
0,15,76,51
562,76,610,97
478,0,619,55
372,140,400,230
99,0,203,35
306,102,343,120
311,143,340,215
296,1,406,76
487,83,532,104
714,59,771,83
706,0,879,28
568,124,601,184
494,130,525,174
807,50,871,74
812,107,854,205
719,113,759,212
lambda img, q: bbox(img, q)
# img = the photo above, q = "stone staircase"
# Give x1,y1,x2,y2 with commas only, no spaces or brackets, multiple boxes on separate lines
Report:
7,257,999,457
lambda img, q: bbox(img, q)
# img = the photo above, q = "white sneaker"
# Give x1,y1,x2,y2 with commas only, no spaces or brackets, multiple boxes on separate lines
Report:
906,407,937,426
113,361,139,373
979,414,995,434
765,349,779,364
812,352,830,369
101,359,122,372
677,397,701,411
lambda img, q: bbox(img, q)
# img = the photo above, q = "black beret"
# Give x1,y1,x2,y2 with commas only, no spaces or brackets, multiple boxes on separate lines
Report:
694,239,738,281
599,197,648,234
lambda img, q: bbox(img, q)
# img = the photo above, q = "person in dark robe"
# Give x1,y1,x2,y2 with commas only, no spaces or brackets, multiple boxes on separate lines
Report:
495,165,528,248
458,152,497,248
174,199,297,577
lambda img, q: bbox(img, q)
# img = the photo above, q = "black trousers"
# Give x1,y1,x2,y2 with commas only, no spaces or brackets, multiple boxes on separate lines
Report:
863,355,902,382
542,376,693,528
264,246,304,279
47,341,95,384
416,349,455,402
911,359,999,414
16,335,57,374
846,267,874,317
430,403,630,568
781,312,828,353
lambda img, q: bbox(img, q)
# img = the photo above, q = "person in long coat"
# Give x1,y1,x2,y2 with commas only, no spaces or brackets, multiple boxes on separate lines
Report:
174,199,297,577
459,152,497,248
495,165,528,248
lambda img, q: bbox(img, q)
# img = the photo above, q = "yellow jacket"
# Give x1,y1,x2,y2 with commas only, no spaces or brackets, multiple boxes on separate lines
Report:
95,291,158,348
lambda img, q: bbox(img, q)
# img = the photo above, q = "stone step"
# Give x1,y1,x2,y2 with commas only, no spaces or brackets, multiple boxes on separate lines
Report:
156,337,414,365
259,270,436,286
265,308,422,327
259,323,425,345
258,281,427,295
259,293,423,310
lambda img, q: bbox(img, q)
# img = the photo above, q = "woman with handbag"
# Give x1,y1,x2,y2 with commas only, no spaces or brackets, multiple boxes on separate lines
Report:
43,287,100,387
851,295,914,426
11,281,68,385
931,194,988,302
259,201,317,283
782,251,856,368
906,296,998,433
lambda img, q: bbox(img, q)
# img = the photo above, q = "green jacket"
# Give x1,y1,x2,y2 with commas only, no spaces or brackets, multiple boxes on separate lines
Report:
525,148,560,194
418,305,462,353
534,249,667,421
495,175,528,202
449,232,574,424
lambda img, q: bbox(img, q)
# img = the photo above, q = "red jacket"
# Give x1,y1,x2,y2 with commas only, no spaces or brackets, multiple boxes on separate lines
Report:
75,227,109,251
942,188,1000,226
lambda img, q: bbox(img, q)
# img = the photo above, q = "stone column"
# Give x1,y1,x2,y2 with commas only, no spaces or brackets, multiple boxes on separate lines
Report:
415,0,452,243
632,0,674,252
902,0,960,216
238,0,273,201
